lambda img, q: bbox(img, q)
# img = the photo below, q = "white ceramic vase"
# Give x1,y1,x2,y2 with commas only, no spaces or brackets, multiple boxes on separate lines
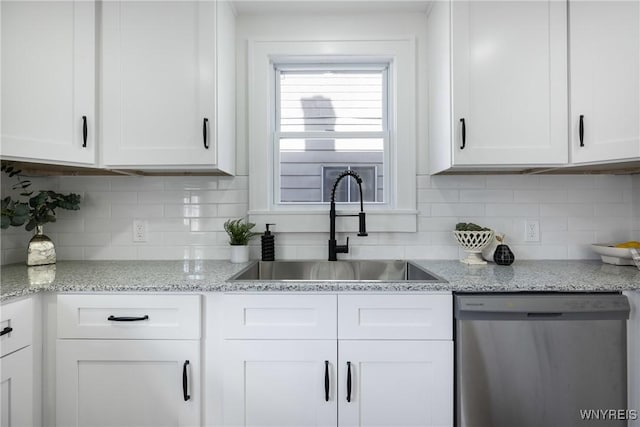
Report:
230,245,249,263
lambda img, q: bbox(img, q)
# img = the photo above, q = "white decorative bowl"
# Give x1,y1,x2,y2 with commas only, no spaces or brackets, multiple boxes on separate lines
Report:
453,230,495,265
591,244,634,266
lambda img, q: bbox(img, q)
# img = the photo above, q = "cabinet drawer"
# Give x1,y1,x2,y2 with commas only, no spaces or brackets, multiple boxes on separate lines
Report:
222,294,336,339
1,298,33,357
338,294,452,340
57,294,201,339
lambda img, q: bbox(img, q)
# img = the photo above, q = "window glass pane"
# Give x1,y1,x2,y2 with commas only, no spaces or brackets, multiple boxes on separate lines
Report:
279,70,383,132
279,138,384,203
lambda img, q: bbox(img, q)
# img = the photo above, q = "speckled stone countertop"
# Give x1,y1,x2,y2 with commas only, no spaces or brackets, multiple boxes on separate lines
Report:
1,259,639,303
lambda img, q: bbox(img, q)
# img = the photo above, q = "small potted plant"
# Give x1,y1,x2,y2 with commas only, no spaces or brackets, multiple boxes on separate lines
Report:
1,163,81,266
224,218,259,263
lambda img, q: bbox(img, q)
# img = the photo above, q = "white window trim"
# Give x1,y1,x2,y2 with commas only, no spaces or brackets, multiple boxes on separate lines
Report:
248,39,417,233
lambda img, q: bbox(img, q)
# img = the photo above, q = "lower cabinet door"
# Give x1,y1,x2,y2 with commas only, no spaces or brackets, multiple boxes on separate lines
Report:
0,346,34,427
57,340,200,427
338,340,453,427
223,340,337,427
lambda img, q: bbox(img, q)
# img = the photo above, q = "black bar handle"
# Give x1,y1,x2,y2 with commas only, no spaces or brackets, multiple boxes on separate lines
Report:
183,360,191,401
203,118,209,149
346,361,352,403
107,315,149,322
579,115,584,147
82,116,88,148
460,118,466,149
527,312,563,318
324,360,330,401
0,326,13,337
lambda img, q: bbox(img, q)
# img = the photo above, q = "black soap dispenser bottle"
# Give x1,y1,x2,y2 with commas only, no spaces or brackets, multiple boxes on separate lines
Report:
261,224,275,261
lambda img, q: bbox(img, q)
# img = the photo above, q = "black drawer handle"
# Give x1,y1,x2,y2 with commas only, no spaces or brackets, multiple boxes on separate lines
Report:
460,118,466,149
82,116,88,148
324,360,330,402
183,360,191,401
0,326,13,337
346,361,352,403
203,118,209,149
579,114,585,147
107,315,149,322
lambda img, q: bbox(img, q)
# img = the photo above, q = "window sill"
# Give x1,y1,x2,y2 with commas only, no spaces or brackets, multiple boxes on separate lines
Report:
248,209,418,233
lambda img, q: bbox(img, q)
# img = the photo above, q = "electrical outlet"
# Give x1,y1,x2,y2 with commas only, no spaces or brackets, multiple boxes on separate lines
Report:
133,219,147,242
524,220,540,242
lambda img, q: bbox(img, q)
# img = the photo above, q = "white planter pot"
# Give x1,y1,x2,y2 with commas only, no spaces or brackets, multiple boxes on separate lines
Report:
230,245,249,263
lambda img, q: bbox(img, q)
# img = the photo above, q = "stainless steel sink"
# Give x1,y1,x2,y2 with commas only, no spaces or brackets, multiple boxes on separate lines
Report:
229,260,444,282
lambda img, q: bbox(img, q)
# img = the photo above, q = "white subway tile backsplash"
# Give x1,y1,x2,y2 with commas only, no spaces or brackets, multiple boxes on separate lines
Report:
431,203,485,217
568,189,624,203
164,204,218,218
513,190,567,203
2,173,636,263
417,189,459,203
460,189,514,203
111,204,164,218
485,204,539,217
138,191,190,204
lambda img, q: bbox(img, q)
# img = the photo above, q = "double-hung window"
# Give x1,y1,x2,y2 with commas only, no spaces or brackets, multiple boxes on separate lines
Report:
274,64,390,205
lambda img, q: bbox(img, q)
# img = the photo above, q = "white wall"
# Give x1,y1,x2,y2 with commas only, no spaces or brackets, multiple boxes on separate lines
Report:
1,173,634,263
1,11,637,264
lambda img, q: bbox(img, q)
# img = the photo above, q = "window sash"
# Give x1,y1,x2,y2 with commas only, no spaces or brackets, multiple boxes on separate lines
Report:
272,62,391,206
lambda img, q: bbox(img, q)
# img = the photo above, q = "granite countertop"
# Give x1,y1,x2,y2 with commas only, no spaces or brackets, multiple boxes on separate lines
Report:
1,259,639,303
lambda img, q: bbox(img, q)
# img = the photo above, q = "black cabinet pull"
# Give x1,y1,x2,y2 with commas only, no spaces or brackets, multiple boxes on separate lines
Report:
346,361,352,403
203,118,209,149
324,360,330,401
183,360,191,401
579,115,585,147
107,315,149,322
82,116,88,148
460,118,466,149
0,326,13,337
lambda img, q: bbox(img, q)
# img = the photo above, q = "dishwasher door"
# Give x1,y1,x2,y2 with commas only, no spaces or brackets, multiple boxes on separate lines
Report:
455,293,630,427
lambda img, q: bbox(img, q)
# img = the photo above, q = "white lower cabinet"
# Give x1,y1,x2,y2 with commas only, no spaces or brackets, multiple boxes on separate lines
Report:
0,346,34,427
0,297,36,427
55,294,202,427
338,341,453,427
223,340,338,427
56,340,200,427
219,293,453,427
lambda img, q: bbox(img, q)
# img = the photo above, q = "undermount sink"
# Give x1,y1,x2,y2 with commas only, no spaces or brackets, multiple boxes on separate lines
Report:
229,260,444,282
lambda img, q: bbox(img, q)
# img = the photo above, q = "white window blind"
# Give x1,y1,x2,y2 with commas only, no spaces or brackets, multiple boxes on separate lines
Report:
274,64,389,204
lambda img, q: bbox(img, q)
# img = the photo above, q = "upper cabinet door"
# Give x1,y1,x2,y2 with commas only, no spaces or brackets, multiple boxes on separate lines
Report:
451,1,568,166
1,1,96,165
569,1,640,164
101,1,220,169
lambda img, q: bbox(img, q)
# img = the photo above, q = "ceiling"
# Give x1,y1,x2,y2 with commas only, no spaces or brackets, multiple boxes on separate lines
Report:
231,0,433,15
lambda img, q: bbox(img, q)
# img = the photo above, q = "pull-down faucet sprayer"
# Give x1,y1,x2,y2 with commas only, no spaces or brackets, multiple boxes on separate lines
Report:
328,170,368,261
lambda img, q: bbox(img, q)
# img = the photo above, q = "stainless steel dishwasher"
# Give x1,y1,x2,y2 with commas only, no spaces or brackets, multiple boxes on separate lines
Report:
455,293,630,427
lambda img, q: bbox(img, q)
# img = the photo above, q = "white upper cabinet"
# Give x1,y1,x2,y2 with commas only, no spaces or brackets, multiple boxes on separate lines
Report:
428,1,568,173
100,1,235,173
1,1,96,166
569,1,640,164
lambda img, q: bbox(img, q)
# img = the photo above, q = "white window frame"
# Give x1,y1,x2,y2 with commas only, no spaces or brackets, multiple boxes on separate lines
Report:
274,63,390,206
248,39,417,233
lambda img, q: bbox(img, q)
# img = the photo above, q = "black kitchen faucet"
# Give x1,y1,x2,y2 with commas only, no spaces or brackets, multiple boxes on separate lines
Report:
328,170,368,261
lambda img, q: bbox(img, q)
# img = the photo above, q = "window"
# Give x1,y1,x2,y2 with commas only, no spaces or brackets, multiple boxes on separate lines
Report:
248,39,417,233
321,166,378,203
275,65,389,204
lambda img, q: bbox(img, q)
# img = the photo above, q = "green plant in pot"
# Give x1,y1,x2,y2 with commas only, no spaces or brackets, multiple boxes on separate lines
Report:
1,163,81,266
224,218,259,263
